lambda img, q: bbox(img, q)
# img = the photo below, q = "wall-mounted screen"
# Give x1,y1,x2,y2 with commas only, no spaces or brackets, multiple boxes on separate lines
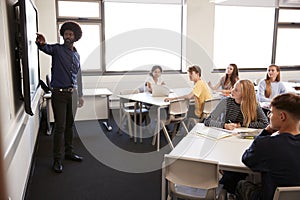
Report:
14,0,40,115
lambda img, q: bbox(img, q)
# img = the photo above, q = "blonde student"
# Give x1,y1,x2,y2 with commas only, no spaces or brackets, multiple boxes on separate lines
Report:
204,79,268,130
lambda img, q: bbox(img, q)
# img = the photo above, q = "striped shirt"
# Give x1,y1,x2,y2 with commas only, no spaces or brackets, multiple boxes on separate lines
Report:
204,97,269,129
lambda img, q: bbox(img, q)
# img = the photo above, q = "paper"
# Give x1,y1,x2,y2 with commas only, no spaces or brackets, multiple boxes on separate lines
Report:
192,124,232,140
233,127,260,133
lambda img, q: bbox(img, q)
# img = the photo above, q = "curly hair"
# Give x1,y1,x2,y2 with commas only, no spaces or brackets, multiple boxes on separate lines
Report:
60,21,82,42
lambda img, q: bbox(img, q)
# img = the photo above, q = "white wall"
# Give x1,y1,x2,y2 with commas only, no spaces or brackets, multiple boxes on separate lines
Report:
35,0,57,82
1,0,42,199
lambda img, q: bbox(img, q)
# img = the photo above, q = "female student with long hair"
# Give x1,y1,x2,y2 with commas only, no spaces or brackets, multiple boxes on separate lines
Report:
204,79,269,196
205,79,268,130
257,64,286,102
145,65,165,93
208,63,239,96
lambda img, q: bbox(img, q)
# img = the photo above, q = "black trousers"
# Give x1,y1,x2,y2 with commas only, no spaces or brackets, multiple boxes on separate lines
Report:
51,89,78,161
219,171,248,194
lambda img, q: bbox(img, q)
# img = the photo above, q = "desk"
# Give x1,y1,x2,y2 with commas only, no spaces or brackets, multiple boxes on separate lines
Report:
118,89,188,148
44,88,113,135
118,92,171,146
81,89,113,131
162,123,257,200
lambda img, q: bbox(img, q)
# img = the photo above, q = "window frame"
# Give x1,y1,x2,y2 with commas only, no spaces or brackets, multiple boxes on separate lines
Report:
56,0,104,74
212,5,300,73
273,7,300,70
56,0,185,75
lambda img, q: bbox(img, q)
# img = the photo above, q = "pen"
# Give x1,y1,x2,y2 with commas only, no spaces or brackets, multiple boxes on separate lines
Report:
228,120,232,123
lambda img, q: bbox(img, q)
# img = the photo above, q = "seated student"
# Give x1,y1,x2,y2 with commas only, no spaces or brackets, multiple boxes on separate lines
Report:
257,64,286,103
236,93,300,200
204,79,268,130
164,65,212,119
208,63,239,96
204,79,269,196
145,65,166,93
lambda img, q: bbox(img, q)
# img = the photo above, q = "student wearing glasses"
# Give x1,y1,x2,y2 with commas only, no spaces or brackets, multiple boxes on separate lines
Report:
236,93,300,200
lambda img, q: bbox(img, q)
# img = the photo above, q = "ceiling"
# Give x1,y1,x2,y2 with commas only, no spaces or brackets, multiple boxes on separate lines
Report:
211,0,300,7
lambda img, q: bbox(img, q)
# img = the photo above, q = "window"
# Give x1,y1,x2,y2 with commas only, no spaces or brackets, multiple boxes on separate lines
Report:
57,0,182,73
275,8,300,66
213,5,275,69
57,0,102,72
103,1,182,72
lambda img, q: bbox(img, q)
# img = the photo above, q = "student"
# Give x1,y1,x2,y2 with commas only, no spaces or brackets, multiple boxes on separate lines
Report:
36,21,84,173
236,93,300,200
208,63,239,96
204,79,268,130
145,65,166,93
257,64,286,102
204,79,269,196
164,65,212,119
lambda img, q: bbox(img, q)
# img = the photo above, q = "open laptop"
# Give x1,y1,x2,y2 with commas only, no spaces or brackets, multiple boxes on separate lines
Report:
151,85,170,97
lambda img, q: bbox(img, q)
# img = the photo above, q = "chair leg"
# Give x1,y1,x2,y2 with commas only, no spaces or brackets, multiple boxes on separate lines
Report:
126,114,133,139
171,123,179,139
152,121,159,145
118,112,126,134
181,121,189,136
152,134,157,145
162,124,174,149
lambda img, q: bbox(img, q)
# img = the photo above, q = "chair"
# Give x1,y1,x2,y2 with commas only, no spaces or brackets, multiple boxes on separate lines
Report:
187,98,221,129
162,155,223,200
118,89,149,142
273,186,300,200
152,99,189,150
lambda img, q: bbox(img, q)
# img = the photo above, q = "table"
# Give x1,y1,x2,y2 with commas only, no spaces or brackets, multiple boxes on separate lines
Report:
118,88,189,148
162,123,258,200
44,88,113,135
82,88,113,131
118,92,170,146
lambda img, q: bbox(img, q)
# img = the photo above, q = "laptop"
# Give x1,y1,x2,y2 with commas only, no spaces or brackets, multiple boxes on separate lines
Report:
151,85,170,97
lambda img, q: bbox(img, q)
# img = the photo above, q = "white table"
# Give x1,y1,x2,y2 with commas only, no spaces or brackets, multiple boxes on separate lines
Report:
118,92,170,146
162,123,258,200
44,88,113,135
81,88,113,131
118,89,188,149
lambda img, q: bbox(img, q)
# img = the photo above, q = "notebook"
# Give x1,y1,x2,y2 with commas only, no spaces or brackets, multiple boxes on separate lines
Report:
151,85,170,97
193,124,232,140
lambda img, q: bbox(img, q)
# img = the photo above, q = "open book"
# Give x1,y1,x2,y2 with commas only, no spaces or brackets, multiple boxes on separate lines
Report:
192,124,232,140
